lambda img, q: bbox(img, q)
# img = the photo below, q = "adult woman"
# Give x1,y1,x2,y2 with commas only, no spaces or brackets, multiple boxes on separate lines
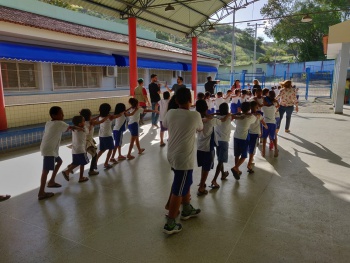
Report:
134,78,150,125
277,80,298,133
231,80,241,92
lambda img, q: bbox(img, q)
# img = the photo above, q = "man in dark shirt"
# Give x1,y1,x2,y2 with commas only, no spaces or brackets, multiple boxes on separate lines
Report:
149,74,161,128
166,76,186,94
204,76,220,95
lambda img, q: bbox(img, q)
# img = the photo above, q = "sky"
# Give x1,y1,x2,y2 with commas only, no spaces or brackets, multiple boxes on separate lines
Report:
213,0,271,41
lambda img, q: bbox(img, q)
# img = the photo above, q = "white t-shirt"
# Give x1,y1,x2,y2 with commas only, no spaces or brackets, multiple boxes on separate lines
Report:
249,114,263,134
234,115,257,140
40,121,69,157
163,109,203,170
85,122,94,141
72,127,87,154
99,117,112,137
231,96,241,105
215,116,232,142
224,96,231,103
255,97,264,110
159,99,169,122
113,115,126,131
197,118,220,152
262,105,276,124
241,95,249,103
128,108,144,124
215,97,225,110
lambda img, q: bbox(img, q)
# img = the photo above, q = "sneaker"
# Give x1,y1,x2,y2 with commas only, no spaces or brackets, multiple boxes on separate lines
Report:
163,222,182,235
88,170,99,176
181,205,201,220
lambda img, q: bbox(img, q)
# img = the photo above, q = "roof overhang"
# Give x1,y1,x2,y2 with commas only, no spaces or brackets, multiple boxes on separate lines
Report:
327,19,350,59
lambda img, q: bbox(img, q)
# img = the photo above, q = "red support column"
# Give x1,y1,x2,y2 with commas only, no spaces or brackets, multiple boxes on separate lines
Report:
128,17,138,96
0,63,8,131
191,36,198,97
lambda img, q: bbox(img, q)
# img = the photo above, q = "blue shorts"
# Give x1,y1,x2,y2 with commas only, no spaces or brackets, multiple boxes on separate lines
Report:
128,122,139,136
231,104,237,114
234,137,249,158
210,108,215,114
113,129,124,147
248,133,259,154
262,123,277,140
216,141,228,163
171,169,193,197
99,136,114,151
197,150,215,171
43,156,62,171
160,121,167,132
275,117,280,129
72,153,89,166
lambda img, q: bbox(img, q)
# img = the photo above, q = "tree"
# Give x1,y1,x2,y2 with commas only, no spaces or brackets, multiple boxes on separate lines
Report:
261,0,342,61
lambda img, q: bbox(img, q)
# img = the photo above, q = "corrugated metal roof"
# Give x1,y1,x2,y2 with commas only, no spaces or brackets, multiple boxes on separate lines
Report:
67,0,252,37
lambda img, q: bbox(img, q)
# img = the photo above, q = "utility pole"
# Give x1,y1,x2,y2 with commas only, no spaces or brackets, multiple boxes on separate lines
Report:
230,9,236,86
247,22,266,75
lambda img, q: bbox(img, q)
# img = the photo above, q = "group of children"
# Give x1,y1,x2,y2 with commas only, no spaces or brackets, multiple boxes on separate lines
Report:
37,84,281,236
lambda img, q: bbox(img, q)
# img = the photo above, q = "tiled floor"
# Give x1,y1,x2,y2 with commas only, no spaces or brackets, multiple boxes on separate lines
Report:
1,110,350,263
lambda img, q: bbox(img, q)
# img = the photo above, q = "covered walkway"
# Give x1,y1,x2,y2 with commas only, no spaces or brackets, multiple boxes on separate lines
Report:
1,106,350,262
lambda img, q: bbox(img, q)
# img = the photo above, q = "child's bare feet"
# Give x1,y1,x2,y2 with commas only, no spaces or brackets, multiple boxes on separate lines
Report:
127,155,135,160
138,148,145,154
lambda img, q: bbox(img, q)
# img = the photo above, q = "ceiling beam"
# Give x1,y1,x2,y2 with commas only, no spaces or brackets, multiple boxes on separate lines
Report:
172,0,211,20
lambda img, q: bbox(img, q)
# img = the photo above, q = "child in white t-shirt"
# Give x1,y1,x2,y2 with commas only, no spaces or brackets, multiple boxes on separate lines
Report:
205,92,215,114
159,91,170,147
262,91,279,157
247,101,268,173
110,103,127,163
96,103,115,169
214,91,225,113
162,88,203,235
231,89,241,114
231,102,257,180
126,98,157,160
38,106,80,200
62,116,90,183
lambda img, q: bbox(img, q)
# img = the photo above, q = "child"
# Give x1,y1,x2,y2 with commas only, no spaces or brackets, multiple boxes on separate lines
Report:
62,116,90,183
96,103,115,169
262,88,270,97
195,100,222,196
126,98,157,159
247,101,268,173
262,91,279,157
231,102,257,180
214,91,225,113
211,103,234,188
159,91,170,147
241,90,249,103
196,92,205,101
204,92,214,114
230,89,241,114
38,106,80,200
224,90,232,103
162,87,203,235
110,103,127,162
80,109,99,176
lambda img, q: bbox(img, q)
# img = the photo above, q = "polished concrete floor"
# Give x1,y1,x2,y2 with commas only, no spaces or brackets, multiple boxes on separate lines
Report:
1,109,350,263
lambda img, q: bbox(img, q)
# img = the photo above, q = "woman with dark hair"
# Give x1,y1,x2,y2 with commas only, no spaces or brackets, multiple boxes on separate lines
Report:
231,79,241,92
277,80,298,133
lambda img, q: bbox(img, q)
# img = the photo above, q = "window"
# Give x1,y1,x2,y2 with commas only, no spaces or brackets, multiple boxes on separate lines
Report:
52,65,102,89
117,68,145,87
149,69,172,85
1,61,38,91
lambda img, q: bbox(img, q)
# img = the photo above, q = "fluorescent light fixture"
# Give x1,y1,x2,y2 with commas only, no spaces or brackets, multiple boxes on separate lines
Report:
165,4,175,12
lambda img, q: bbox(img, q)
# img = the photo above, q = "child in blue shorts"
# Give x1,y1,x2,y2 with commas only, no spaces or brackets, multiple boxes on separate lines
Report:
262,91,279,157
247,101,268,173
110,103,127,163
231,102,257,180
38,106,80,200
126,98,157,160
62,116,90,183
162,88,203,235
230,89,241,114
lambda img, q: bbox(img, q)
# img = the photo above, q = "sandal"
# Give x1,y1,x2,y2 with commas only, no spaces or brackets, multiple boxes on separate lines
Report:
138,148,145,154
0,195,11,202
62,170,69,181
197,189,208,196
221,171,229,180
78,177,89,183
47,182,62,188
247,168,255,174
160,143,166,147
118,156,126,160
104,164,113,169
38,192,54,200
209,184,220,189
230,168,240,180
127,155,135,160
109,158,118,164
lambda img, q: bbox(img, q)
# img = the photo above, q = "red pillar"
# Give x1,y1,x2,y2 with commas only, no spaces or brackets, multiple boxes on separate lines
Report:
191,37,198,97
128,17,138,96
0,63,8,131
